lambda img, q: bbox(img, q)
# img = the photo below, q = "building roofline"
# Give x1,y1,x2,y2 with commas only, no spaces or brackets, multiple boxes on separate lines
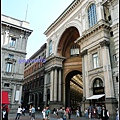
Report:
2,21,33,33
44,0,80,35
28,43,47,60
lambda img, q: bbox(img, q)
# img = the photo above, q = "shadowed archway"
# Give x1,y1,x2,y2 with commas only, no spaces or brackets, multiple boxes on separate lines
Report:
65,70,83,110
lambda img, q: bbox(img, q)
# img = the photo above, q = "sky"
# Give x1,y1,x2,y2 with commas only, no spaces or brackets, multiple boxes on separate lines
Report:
2,0,73,59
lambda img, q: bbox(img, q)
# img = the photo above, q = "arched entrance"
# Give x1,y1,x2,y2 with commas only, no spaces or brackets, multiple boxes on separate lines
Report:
57,26,83,110
65,70,83,111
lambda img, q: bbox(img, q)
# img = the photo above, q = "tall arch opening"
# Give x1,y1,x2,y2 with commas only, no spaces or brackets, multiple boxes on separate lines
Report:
65,70,83,111
57,26,83,110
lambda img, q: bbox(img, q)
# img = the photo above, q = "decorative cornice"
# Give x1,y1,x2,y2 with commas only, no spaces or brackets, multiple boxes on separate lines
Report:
99,40,110,47
44,0,81,35
81,49,88,57
75,19,111,43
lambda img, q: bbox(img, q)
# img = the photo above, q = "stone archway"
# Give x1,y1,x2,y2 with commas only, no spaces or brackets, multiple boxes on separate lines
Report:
57,26,82,109
65,70,83,111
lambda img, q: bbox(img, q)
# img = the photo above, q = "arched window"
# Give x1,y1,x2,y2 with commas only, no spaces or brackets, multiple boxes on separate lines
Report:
88,3,97,28
49,40,52,55
70,44,80,56
93,79,103,88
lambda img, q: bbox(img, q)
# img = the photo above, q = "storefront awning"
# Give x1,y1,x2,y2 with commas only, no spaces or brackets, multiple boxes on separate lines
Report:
86,94,105,100
1,91,10,104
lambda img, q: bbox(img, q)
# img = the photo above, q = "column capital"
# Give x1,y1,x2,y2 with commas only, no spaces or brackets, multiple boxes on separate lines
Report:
100,40,110,47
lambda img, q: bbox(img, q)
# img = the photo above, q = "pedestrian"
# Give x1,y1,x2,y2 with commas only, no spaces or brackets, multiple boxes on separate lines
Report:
45,106,50,120
30,105,35,120
56,107,64,120
101,106,109,120
2,106,8,120
65,107,69,119
22,107,25,116
29,105,32,116
42,108,46,120
53,108,56,115
68,107,72,119
76,108,80,117
15,106,22,120
97,105,101,119
93,108,96,118
116,108,119,120
84,108,88,119
62,107,67,120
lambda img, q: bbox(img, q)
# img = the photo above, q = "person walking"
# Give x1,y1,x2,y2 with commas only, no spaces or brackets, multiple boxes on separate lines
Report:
22,107,25,116
15,106,22,120
84,108,88,119
2,106,8,120
76,108,80,117
68,107,72,119
65,107,69,119
30,105,35,120
29,105,32,117
45,106,50,120
56,107,64,120
101,106,109,120
42,108,46,120
116,108,119,120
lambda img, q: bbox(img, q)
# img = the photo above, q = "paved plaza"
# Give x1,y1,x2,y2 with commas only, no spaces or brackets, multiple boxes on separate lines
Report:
8,112,114,120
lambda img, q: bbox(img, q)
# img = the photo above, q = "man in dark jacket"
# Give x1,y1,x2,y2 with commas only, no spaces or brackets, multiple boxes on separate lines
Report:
101,106,109,120
2,106,8,120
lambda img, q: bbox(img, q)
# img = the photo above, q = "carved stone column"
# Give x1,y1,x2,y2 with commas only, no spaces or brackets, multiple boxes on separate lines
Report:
50,69,54,101
54,68,57,101
100,40,114,97
58,68,62,101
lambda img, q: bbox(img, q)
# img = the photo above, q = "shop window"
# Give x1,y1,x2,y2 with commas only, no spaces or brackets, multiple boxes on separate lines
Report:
88,3,97,28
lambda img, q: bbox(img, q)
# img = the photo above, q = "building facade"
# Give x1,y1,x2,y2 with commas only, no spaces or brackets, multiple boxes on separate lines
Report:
22,0,118,119
43,0,119,119
1,14,33,113
22,43,46,111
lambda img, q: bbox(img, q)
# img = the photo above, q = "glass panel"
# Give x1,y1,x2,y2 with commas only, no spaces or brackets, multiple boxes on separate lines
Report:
93,53,98,68
10,38,16,47
6,63,13,72
88,4,97,27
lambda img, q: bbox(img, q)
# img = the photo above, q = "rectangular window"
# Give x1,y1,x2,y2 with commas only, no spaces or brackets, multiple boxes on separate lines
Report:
6,62,13,72
15,90,20,101
10,37,16,47
8,54,14,58
47,73,50,84
113,54,117,62
92,53,99,69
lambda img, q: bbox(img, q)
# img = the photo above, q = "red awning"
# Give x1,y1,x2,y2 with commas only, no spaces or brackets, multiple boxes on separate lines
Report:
1,91,10,104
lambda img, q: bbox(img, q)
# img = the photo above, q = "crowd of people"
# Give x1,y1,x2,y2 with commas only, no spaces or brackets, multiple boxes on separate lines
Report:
84,105,110,120
2,104,119,120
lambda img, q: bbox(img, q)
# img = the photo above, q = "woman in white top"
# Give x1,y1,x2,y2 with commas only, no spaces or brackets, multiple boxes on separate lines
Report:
15,106,22,120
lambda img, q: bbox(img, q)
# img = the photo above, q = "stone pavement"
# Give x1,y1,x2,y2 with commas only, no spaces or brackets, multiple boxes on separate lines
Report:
8,112,102,120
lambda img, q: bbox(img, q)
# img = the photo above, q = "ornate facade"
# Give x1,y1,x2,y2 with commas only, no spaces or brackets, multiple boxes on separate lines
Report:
22,0,118,119
1,14,33,113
